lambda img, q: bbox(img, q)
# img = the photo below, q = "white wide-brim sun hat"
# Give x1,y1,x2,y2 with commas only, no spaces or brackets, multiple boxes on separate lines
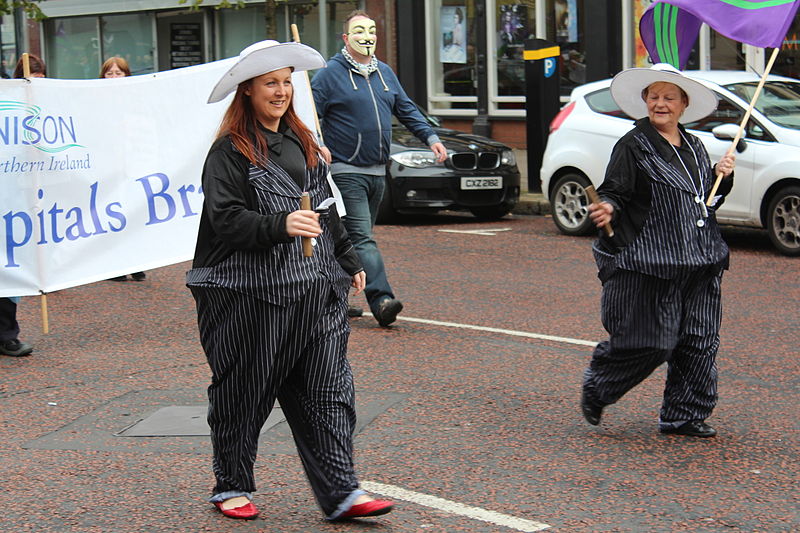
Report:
208,40,326,103
610,63,718,124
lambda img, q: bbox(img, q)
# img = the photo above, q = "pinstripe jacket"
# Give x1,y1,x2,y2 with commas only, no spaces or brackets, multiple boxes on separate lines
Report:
187,132,362,306
594,119,731,280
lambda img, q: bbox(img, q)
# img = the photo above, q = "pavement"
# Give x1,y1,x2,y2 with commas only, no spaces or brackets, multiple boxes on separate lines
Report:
511,149,551,217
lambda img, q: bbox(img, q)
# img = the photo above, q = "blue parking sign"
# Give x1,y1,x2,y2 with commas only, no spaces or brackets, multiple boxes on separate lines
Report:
544,57,556,78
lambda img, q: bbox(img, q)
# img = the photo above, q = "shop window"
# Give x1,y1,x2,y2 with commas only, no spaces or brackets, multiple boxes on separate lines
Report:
101,14,155,76
45,17,100,79
773,16,800,80
426,0,477,115
545,0,584,96
219,6,268,58
1,12,16,78
495,1,534,104
710,30,743,71
325,1,360,60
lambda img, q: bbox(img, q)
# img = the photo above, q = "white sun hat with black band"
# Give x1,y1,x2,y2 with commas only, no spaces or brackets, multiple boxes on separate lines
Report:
610,63,718,124
207,40,326,104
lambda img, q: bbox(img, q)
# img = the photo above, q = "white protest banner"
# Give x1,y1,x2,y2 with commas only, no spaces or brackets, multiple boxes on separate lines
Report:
0,57,322,298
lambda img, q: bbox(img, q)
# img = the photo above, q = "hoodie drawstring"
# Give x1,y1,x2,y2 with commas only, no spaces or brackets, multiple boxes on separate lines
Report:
348,69,358,90
376,68,390,92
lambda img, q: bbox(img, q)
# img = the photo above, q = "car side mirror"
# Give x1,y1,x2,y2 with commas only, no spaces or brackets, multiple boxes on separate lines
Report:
712,123,747,153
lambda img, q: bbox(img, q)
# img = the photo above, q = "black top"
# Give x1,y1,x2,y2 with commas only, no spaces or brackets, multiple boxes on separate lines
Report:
192,121,361,275
597,118,734,251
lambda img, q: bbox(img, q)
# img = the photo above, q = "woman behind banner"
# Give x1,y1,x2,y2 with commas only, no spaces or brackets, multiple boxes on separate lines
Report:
186,40,393,521
581,63,736,438
99,56,147,282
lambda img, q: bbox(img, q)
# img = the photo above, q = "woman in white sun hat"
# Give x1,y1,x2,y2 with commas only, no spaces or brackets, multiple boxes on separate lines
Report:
187,40,392,521
580,63,736,439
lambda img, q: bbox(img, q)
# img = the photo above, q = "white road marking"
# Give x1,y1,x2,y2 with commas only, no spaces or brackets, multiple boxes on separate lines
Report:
362,481,551,531
438,227,513,236
363,313,596,347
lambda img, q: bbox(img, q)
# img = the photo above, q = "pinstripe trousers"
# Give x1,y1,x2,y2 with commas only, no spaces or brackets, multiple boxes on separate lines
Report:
191,279,359,515
583,267,722,426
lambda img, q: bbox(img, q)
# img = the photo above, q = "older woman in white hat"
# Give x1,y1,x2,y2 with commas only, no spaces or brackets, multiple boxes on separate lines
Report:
581,63,736,438
187,40,392,521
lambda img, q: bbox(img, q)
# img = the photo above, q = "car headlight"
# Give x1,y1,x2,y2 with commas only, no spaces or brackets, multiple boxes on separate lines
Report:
500,149,516,166
390,150,445,168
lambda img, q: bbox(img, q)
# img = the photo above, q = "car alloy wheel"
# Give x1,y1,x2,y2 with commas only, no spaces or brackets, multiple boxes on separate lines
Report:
767,185,800,256
551,172,594,236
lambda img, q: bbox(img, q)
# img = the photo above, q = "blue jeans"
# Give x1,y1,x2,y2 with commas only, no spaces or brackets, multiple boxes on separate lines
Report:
332,172,394,313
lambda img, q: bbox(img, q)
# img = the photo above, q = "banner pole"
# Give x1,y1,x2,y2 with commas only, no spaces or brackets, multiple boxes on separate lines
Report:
23,51,49,333
291,24,325,144
40,292,49,334
706,47,779,205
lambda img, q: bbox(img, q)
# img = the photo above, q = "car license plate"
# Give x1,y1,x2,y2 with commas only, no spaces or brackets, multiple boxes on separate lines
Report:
460,177,502,190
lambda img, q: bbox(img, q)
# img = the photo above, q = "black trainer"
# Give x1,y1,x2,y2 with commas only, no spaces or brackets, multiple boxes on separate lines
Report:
660,420,717,438
0,338,33,357
347,305,364,318
131,272,147,281
375,298,403,327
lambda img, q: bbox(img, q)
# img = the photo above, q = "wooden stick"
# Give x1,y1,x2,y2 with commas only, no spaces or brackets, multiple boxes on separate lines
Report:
586,185,614,238
706,47,779,206
300,192,313,257
22,52,31,78
24,51,48,332
291,24,325,145
40,292,49,334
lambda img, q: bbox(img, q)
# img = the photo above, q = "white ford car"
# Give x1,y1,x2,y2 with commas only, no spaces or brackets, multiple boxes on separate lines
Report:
540,70,800,256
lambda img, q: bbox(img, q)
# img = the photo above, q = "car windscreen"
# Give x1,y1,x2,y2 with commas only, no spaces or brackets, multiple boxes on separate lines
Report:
725,81,800,130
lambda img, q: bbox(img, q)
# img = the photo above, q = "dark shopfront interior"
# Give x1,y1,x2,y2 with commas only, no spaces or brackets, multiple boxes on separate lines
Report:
395,0,623,149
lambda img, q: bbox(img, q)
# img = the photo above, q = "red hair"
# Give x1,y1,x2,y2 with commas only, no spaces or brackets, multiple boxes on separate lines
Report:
217,80,319,169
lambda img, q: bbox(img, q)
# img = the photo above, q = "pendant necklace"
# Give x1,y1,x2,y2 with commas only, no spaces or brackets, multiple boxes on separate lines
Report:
670,133,708,228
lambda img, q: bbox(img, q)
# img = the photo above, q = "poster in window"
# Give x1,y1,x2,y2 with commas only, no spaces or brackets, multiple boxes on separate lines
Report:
440,6,467,64
634,0,654,67
497,4,528,60
555,0,578,43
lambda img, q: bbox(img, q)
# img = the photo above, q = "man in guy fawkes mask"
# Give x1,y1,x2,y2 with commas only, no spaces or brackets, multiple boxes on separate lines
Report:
312,10,447,327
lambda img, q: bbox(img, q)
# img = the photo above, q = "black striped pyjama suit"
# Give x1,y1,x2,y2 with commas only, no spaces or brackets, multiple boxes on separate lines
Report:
188,144,364,518
584,266,722,425
583,120,730,429
191,280,358,515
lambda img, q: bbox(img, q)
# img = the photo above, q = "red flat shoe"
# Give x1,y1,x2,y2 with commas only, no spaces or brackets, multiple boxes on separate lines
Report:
214,500,259,519
339,499,394,519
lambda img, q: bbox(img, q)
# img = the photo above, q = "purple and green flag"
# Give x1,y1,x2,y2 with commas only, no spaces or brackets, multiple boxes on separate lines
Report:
640,0,800,69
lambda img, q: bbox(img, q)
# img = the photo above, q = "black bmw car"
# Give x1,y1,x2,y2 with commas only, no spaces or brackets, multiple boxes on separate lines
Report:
378,111,521,222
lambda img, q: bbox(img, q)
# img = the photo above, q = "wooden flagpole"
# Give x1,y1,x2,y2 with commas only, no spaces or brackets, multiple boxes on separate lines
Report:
21,52,50,334
706,47,780,205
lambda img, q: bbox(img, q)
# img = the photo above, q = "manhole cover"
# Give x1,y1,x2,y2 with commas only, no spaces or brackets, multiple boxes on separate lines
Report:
115,405,285,437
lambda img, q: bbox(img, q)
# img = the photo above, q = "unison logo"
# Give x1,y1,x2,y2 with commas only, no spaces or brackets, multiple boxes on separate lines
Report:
0,100,84,153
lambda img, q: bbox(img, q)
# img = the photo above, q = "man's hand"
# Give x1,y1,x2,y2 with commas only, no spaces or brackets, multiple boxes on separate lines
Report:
320,146,332,165
430,142,447,163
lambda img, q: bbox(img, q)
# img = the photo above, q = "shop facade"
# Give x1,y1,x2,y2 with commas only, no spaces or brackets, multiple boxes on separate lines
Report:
398,0,800,148
20,0,368,78
7,1,800,148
